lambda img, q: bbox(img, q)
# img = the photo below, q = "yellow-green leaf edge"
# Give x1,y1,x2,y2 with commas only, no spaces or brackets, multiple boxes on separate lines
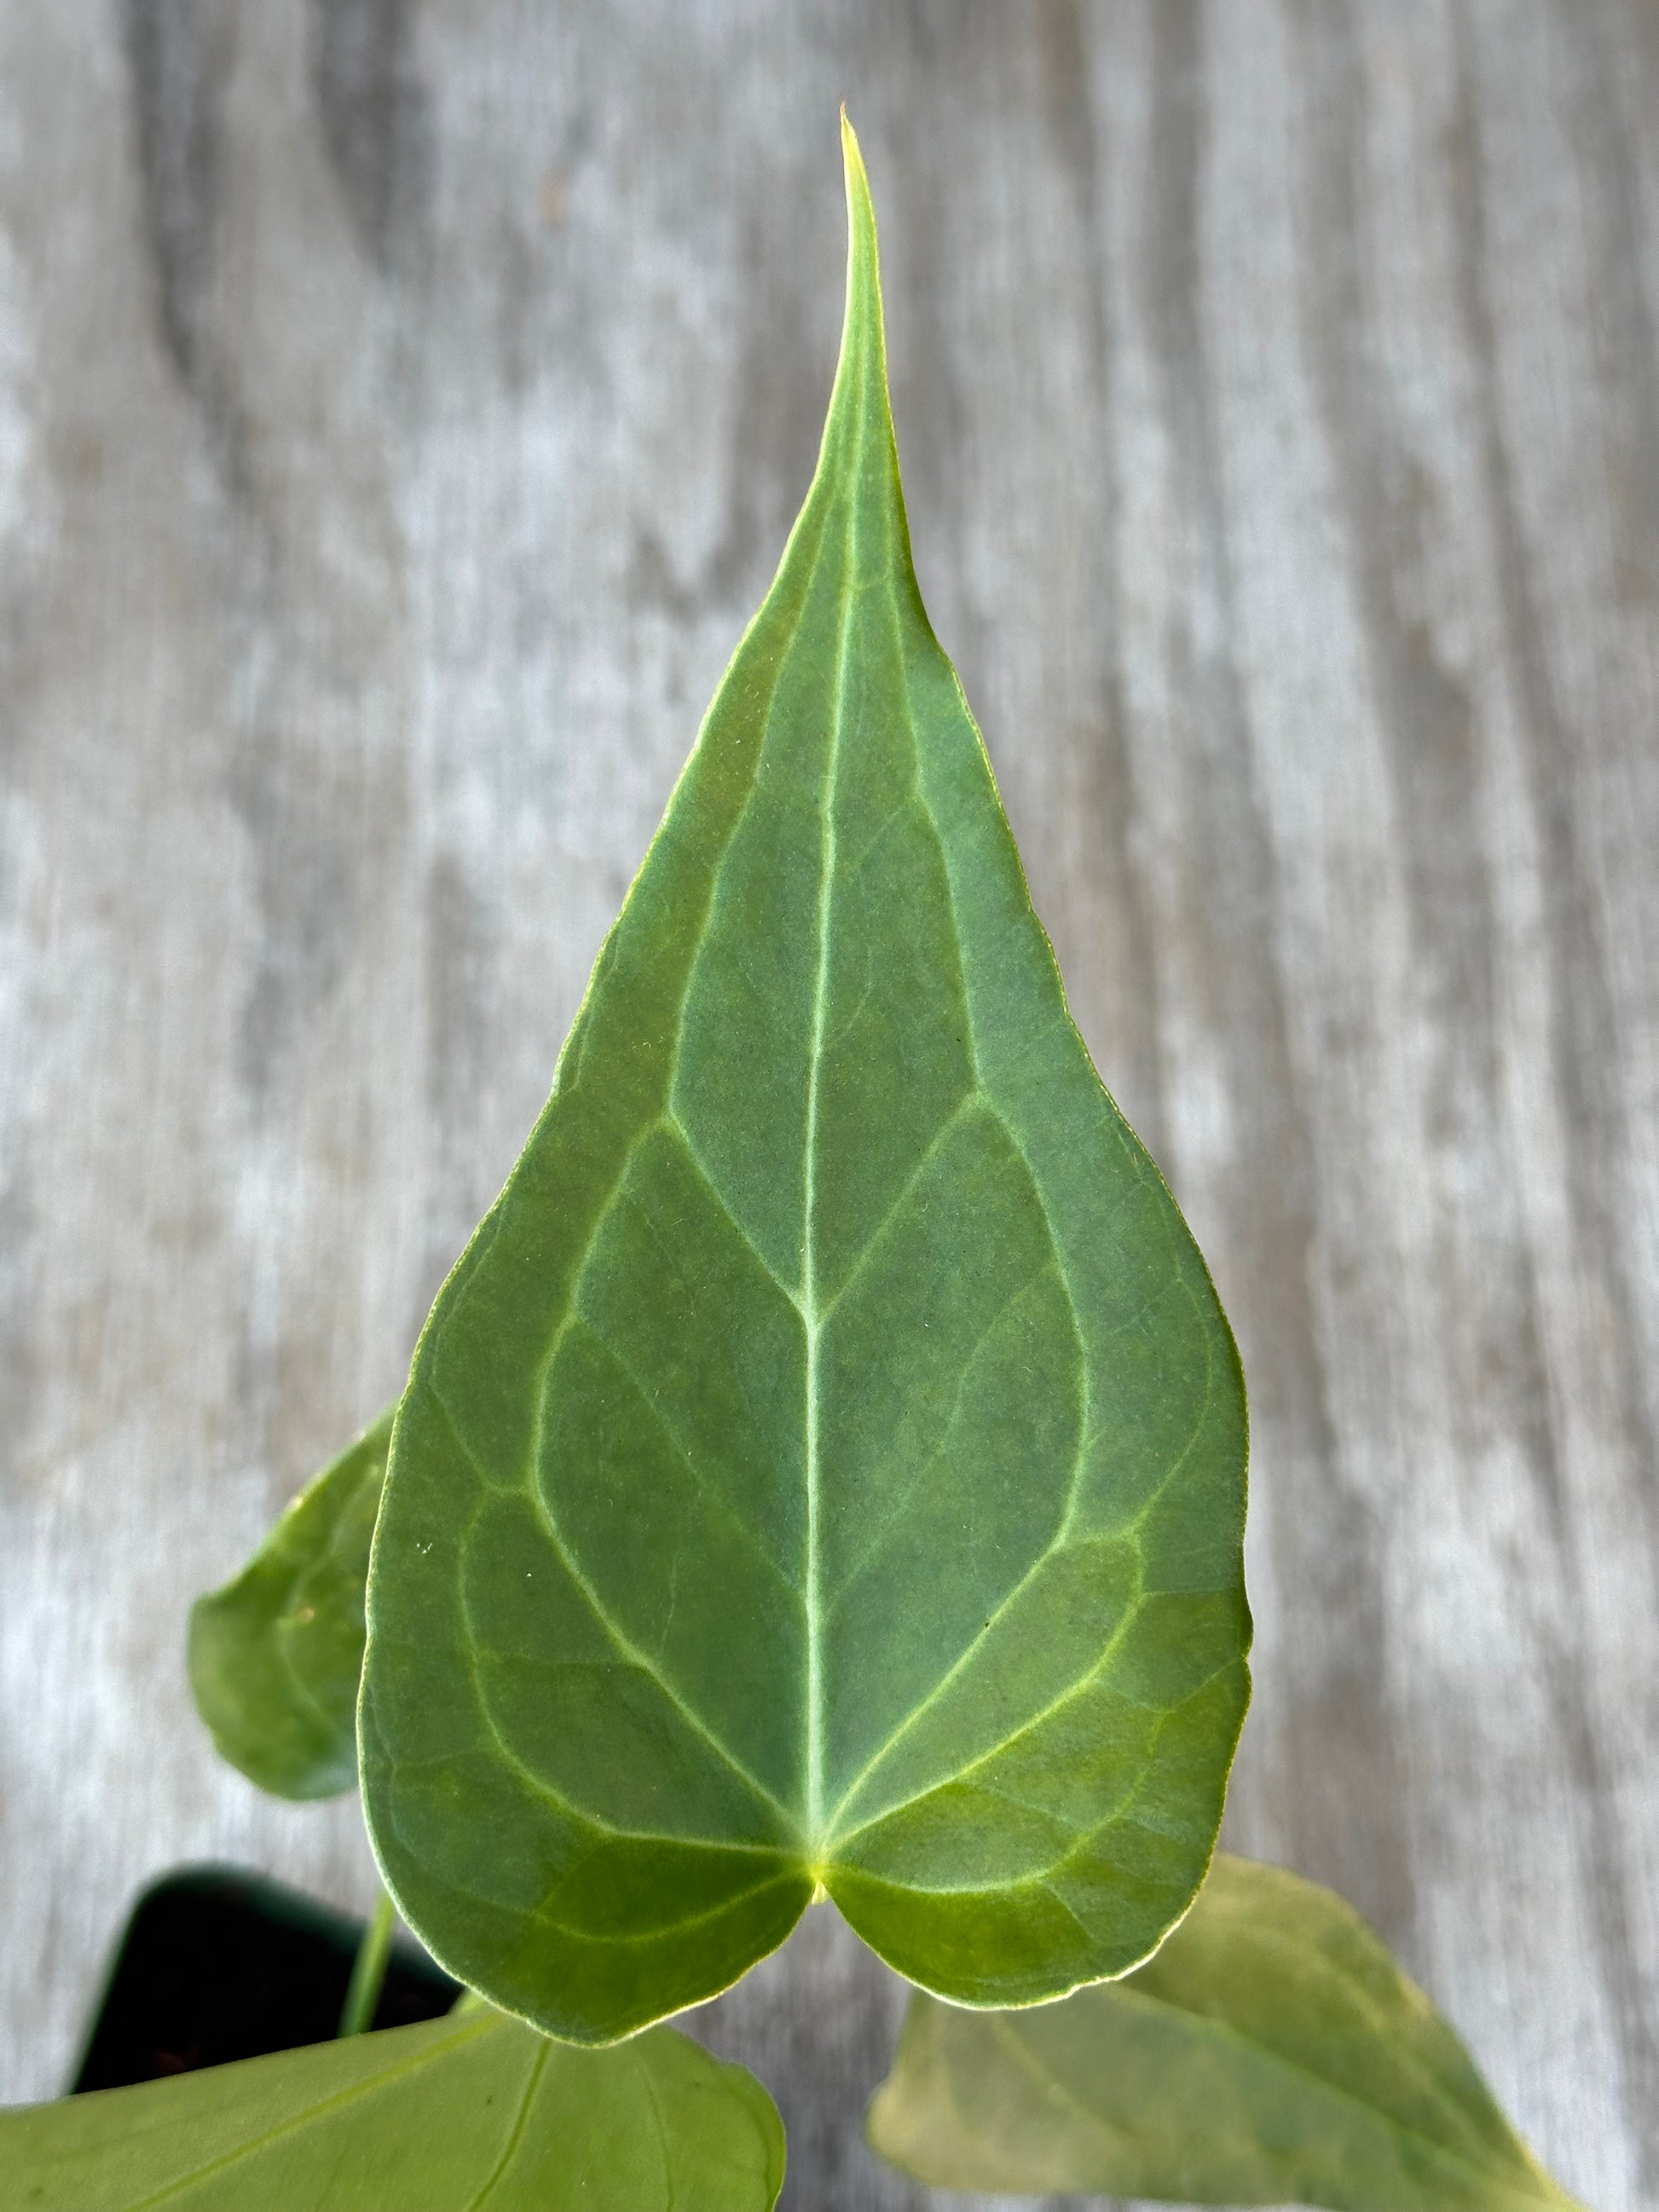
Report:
869,1855,1588,2212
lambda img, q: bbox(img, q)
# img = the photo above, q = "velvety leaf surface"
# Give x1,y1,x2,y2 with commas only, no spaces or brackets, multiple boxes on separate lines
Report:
0,2008,784,2211
867,1854,1585,2210
359,115,1250,2042
190,1408,392,1799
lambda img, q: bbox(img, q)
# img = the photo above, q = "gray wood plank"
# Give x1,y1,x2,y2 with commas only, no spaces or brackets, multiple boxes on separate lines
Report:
0,4,1652,2206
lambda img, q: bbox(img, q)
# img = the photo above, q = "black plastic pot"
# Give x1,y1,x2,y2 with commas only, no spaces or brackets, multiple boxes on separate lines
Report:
72,1866,460,2093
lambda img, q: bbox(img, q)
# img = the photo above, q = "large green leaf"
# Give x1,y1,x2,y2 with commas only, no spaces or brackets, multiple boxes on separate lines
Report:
190,1408,392,1799
867,1854,1586,2210
0,2007,784,2210
360,113,1249,2043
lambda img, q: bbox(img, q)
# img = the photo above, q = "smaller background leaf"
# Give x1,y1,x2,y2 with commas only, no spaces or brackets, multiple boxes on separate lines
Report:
867,1853,1585,2211
188,1407,394,1799
0,2007,784,2211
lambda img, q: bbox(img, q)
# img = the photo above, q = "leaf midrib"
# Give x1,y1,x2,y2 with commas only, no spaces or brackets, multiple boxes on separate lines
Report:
801,337,870,1854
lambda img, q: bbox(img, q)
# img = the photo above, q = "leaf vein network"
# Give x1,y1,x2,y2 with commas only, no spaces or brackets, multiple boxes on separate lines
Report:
822,1256,1062,1614
572,1311,805,1605
454,1520,791,1857
520,1868,804,1955
522,1467,796,1834
480,1166,802,1830
825,1573,1150,1848
662,1111,807,1320
812,1085,979,1325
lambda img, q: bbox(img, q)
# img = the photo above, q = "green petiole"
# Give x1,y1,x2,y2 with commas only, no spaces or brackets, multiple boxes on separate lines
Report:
337,1888,396,2038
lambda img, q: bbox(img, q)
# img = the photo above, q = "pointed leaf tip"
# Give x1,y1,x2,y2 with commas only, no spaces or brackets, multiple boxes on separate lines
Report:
837,109,880,295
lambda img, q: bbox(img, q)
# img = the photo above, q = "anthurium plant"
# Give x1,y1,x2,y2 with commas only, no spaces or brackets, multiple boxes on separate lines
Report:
0,118,1587,2212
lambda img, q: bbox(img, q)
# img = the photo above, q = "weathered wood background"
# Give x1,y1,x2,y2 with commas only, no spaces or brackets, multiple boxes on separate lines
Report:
1,3,1655,2205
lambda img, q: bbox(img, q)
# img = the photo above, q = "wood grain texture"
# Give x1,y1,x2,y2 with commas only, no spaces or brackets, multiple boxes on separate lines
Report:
0,4,1653,2207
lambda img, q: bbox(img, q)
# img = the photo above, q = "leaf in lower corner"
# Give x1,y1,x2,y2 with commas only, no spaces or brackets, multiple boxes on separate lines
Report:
867,1853,1587,2211
0,2007,784,2211
359,113,1250,2043
188,1406,394,1799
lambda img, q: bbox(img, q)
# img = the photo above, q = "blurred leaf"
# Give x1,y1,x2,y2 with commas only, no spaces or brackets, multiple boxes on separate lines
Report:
189,1407,392,1799
0,2006,784,2209
868,1853,1585,2210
